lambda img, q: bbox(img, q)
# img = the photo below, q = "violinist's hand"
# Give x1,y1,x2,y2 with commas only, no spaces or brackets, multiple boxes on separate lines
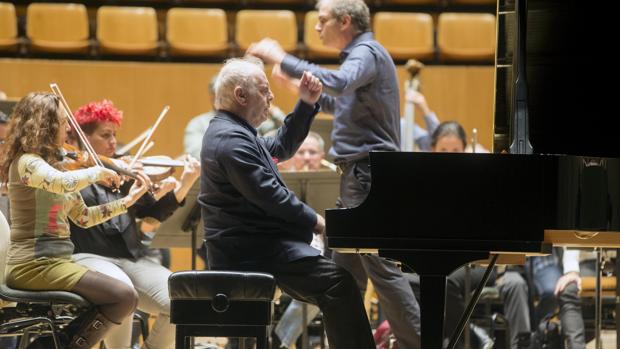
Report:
175,155,201,203
180,155,201,186
117,157,141,183
132,168,153,190
151,176,177,201
97,167,122,189
299,71,322,106
122,174,149,208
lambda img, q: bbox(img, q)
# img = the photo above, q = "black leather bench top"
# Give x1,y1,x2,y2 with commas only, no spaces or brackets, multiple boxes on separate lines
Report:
169,271,276,301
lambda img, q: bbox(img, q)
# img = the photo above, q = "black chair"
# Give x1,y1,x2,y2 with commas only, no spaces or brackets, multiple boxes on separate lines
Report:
0,211,91,349
169,270,277,349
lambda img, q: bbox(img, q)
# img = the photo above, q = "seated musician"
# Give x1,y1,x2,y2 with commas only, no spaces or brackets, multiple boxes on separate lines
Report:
291,131,325,172
0,92,149,349
402,91,489,154
527,248,585,348
67,99,200,349
199,57,375,349
0,111,9,218
0,110,14,349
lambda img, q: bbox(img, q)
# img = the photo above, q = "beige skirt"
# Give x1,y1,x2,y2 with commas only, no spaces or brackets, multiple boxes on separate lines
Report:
5,257,89,291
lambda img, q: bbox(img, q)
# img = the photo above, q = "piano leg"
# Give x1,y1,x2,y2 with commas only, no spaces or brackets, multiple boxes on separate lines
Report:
419,274,449,348
380,250,490,349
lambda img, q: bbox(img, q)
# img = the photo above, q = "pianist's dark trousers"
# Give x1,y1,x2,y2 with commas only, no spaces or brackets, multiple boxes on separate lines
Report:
333,158,422,349
211,255,376,349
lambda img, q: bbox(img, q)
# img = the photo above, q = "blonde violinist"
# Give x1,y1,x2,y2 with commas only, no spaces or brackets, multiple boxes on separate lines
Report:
0,92,150,349
67,99,200,349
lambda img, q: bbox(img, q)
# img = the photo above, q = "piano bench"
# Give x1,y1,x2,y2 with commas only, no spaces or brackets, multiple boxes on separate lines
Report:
168,271,277,349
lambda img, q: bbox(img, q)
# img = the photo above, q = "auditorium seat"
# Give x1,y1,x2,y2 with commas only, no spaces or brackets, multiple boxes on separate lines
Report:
437,12,496,62
26,3,90,54
235,10,297,53
166,8,228,57
374,12,434,61
97,6,159,56
303,11,339,59
452,0,496,4
0,2,18,52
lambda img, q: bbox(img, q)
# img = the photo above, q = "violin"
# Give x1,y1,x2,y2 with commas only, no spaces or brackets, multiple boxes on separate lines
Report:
63,143,190,185
51,83,179,186
62,143,139,181
140,155,185,182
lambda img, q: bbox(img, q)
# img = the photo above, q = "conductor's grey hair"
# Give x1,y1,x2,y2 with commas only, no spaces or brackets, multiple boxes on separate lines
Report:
316,0,371,33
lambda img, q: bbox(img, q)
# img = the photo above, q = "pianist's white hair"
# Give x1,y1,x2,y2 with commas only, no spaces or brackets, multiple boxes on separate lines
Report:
214,57,265,111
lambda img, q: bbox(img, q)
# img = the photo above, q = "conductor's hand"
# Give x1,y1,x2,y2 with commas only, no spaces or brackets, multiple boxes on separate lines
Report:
299,71,322,105
314,214,325,235
272,64,300,94
246,38,286,65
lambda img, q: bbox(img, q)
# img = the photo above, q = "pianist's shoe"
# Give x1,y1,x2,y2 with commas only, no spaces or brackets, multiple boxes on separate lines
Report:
470,323,494,349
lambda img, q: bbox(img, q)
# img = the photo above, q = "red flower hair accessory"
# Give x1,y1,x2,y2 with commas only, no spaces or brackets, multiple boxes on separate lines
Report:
74,100,123,126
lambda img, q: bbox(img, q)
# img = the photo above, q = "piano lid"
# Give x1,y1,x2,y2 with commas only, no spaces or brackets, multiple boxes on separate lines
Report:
494,0,620,158
326,151,554,254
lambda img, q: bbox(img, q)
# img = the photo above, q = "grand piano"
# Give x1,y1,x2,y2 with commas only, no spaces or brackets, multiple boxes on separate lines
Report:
325,0,620,348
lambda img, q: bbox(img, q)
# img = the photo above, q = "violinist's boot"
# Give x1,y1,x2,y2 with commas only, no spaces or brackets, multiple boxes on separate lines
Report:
64,307,119,349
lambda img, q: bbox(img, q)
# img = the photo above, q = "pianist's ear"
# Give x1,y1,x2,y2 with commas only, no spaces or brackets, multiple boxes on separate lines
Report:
233,87,247,106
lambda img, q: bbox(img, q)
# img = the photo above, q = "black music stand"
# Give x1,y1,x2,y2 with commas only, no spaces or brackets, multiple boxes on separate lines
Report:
281,170,339,349
0,99,17,117
280,170,340,218
151,181,203,268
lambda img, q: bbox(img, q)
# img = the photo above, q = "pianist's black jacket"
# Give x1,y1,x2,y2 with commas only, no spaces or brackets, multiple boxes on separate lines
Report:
199,101,321,269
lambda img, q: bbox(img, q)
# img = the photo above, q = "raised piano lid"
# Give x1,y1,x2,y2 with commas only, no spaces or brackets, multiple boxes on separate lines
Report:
494,0,620,247
495,0,619,159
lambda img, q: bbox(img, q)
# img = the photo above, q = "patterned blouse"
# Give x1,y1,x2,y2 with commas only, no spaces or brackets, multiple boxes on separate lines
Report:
7,153,127,264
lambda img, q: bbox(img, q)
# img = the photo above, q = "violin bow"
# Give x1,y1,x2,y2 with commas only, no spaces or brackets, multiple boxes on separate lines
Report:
129,105,170,170
142,141,155,156
50,83,104,168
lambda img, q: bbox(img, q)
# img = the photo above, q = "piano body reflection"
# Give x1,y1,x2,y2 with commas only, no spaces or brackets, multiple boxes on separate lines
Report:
326,0,620,348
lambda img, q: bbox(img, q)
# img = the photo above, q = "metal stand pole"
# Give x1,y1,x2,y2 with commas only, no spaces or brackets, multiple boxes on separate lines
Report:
595,247,603,349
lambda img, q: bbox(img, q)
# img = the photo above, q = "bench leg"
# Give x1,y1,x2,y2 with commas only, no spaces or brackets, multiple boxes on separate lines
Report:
175,326,189,349
257,328,268,349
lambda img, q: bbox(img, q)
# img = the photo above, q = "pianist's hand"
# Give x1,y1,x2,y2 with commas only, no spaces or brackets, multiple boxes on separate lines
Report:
554,271,581,296
299,71,322,106
314,214,325,235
